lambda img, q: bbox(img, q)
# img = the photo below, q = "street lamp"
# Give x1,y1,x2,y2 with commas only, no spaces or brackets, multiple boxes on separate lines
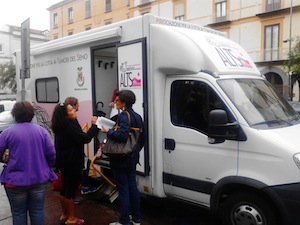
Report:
288,0,293,101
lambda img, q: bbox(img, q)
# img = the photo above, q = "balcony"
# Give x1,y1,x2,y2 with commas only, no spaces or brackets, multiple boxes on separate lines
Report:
266,2,280,12
257,5,300,17
138,0,151,7
249,46,290,65
207,10,231,27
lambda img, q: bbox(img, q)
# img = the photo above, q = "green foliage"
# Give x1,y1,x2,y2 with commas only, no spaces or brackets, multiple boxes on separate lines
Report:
285,36,300,74
0,61,17,94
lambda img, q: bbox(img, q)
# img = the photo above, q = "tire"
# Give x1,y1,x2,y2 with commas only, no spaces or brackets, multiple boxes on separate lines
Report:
221,191,279,225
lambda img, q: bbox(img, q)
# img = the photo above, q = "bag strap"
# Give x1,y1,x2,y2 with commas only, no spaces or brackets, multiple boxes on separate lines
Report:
124,111,131,125
124,111,142,132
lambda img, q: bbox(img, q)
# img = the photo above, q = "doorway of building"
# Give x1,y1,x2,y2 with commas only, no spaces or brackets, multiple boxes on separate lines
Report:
265,72,283,95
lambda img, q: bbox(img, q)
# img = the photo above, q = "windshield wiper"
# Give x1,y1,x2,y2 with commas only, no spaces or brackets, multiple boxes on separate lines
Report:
252,119,293,128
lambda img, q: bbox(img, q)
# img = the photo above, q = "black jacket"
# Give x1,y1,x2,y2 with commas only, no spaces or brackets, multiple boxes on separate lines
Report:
55,119,98,170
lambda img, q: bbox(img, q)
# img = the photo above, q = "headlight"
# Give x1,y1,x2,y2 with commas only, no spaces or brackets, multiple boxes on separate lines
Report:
293,153,300,170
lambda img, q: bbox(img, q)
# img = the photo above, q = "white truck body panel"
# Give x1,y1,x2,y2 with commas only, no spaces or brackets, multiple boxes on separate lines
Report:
15,14,300,225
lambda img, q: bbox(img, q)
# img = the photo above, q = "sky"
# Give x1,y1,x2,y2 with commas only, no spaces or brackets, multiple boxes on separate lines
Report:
0,0,62,30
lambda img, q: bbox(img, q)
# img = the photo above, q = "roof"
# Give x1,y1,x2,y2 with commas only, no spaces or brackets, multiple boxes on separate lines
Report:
47,0,76,10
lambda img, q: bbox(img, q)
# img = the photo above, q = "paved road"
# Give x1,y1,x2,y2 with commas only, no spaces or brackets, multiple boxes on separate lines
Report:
0,163,220,225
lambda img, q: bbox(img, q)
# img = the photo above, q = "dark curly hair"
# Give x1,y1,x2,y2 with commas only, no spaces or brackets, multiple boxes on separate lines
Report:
51,103,68,133
117,90,136,108
11,101,35,123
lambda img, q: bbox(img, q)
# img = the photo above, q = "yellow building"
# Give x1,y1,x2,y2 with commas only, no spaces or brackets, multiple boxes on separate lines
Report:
48,0,131,39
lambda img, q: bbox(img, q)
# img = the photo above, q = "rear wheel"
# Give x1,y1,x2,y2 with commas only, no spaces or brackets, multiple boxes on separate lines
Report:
221,191,279,225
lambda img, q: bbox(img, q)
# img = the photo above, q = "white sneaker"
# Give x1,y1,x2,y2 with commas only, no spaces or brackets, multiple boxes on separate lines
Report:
130,221,141,225
109,222,123,225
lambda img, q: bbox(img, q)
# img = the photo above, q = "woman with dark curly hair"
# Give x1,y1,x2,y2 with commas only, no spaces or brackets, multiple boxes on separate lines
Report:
51,102,98,225
0,101,57,225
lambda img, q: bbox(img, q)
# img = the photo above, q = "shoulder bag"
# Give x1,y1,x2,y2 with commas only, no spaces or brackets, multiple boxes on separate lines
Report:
102,111,142,156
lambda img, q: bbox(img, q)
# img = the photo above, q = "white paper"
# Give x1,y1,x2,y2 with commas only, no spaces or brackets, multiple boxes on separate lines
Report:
96,116,116,130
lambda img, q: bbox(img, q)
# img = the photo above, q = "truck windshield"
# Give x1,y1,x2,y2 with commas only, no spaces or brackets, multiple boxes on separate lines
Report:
218,78,300,128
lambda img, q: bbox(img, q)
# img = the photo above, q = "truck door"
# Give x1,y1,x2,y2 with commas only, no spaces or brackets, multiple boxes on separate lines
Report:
163,77,238,205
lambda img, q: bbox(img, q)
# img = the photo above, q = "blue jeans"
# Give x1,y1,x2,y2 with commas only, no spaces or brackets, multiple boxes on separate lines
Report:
112,165,141,225
5,182,48,225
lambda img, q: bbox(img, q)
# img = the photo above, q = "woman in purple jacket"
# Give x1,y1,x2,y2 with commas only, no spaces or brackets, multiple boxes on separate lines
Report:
0,101,57,225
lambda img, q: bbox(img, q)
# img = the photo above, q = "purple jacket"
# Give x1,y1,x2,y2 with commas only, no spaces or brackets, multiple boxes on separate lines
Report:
0,122,57,186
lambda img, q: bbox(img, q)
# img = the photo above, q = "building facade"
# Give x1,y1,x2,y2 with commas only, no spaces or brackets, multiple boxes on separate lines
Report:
0,24,49,64
48,0,300,100
47,0,131,39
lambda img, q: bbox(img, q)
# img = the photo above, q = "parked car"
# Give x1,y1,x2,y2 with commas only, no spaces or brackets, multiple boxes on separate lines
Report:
288,101,300,114
0,110,14,132
0,100,16,113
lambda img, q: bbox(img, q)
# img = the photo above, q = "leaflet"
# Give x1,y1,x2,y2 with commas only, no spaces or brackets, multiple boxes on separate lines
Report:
96,116,115,130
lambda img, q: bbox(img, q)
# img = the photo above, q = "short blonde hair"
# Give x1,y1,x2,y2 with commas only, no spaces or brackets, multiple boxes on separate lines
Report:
64,97,78,107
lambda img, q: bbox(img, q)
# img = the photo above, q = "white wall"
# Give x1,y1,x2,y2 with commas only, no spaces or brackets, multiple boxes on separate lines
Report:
152,1,173,18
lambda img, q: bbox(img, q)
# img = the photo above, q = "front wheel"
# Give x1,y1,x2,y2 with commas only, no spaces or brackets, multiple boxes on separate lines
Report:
221,191,279,225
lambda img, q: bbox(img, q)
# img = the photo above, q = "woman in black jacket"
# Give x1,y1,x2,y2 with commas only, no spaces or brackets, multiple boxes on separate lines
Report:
52,103,98,225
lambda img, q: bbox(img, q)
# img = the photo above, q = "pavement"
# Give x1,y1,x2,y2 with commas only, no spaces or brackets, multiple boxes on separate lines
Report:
0,163,217,225
0,180,133,225
0,163,121,225
0,162,159,225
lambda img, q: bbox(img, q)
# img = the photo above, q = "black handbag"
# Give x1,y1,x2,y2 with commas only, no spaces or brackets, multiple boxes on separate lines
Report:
102,111,142,156
1,149,9,167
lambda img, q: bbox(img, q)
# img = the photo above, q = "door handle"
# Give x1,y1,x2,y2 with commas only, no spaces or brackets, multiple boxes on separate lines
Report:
165,138,176,151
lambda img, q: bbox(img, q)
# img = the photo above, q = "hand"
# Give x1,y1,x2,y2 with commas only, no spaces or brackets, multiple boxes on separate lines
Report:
91,116,97,125
95,147,102,158
109,102,115,107
101,126,108,133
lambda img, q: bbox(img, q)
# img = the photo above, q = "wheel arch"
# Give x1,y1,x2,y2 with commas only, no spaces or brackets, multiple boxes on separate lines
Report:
210,176,290,225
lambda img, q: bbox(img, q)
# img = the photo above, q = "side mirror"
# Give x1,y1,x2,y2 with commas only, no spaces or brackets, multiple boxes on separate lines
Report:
208,109,246,143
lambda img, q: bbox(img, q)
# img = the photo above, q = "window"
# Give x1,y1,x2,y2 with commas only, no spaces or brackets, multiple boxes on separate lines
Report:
85,27,91,31
53,13,58,28
141,0,149,4
68,31,73,36
218,78,299,128
215,0,227,22
36,78,59,103
266,0,280,12
174,3,184,21
106,0,111,12
68,7,73,23
53,35,58,40
264,24,279,61
170,80,231,133
85,0,91,18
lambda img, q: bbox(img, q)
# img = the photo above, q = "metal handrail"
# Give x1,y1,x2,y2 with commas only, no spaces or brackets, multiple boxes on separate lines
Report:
82,123,89,158
90,155,116,188
82,123,117,197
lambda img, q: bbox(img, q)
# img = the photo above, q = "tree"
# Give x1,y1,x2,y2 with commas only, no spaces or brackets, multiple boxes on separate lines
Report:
0,61,17,94
284,36,300,101
288,36,300,74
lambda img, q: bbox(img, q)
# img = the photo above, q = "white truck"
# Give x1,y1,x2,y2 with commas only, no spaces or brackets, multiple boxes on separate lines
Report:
15,14,300,225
